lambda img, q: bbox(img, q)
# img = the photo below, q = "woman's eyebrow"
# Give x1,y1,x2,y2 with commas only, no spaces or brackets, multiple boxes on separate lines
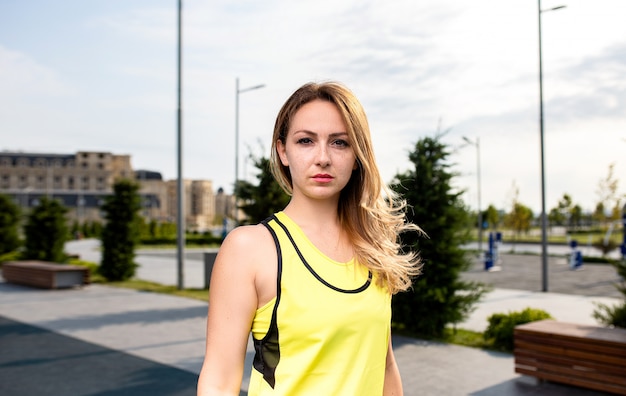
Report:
292,130,348,137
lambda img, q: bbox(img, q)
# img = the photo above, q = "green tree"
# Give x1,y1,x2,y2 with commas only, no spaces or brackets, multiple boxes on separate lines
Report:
593,202,606,226
484,204,500,230
548,194,572,227
236,153,290,225
100,179,141,281
503,183,533,241
0,194,21,255
569,204,583,230
159,221,177,238
505,203,533,239
594,259,626,328
390,135,489,337
23,197,68,262
596,163,621,225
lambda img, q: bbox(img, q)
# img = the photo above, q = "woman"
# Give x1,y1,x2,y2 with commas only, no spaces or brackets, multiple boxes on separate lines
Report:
197,81,422,395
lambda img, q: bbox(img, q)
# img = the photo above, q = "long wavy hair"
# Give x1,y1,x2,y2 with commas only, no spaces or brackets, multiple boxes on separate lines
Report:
269,81,422,294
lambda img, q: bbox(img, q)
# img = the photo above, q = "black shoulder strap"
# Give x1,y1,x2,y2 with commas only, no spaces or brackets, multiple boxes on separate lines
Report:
252,216,282,388
271,215,372,294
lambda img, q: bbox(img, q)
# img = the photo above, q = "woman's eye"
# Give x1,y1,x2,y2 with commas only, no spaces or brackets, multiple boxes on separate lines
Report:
333,139,349,147
296,138,313,144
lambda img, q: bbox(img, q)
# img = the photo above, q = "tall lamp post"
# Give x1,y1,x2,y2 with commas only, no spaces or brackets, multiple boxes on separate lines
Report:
234,78,265,224
176,0,184,290
463,136,483,255
538,1,566,292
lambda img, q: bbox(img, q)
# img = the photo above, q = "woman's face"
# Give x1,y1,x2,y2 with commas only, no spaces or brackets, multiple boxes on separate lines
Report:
277,99,357,202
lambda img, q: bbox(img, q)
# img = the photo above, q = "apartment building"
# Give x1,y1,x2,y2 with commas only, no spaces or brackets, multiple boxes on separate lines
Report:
165,179,217,232
0,150,221,231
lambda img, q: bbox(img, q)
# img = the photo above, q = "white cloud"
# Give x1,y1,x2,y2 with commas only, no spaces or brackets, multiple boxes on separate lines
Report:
1,0,625,214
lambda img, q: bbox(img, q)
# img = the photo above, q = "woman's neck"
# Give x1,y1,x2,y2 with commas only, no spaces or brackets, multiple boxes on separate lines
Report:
282,195,353,262
282,194,341,229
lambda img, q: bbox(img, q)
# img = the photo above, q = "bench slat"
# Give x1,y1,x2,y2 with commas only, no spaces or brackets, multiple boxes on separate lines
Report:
515,366,626,395
515,351,626,377
516,320,626,346
516,332,626,356
515,355,626,385
515,339,626,366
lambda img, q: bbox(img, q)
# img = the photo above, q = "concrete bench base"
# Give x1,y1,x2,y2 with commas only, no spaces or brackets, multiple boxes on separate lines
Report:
2,261,90,289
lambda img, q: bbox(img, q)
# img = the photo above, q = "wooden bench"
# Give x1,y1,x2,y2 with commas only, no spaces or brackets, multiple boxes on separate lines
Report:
1,261,90,289
514,319,626,395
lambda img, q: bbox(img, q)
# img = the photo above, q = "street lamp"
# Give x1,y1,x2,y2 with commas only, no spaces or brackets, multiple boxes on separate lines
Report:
234,77,265,224
463,136,483,255
176,0,184,290
538,1,566,292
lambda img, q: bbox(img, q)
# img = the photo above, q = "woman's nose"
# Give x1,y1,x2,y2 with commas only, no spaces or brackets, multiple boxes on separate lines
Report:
316,146,331,167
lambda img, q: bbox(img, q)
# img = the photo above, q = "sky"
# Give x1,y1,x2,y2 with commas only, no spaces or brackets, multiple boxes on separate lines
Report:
1,0,625,215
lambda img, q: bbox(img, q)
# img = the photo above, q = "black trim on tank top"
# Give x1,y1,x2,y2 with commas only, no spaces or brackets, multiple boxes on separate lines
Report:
270,214,372,294
251,217,283,389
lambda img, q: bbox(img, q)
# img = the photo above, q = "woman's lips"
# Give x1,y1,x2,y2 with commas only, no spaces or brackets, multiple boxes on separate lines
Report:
312,174,333,183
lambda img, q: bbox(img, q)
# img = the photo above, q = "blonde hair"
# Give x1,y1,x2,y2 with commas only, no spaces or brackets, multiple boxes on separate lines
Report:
270,81,422,294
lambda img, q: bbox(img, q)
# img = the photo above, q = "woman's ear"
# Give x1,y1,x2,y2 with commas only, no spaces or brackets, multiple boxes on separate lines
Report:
277,139,289,167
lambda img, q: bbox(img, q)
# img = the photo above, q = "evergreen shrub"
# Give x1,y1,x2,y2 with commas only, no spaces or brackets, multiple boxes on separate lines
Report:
483,307,553,352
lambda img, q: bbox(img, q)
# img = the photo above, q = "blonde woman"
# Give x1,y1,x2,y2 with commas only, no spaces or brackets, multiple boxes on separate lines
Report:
197,81,421,395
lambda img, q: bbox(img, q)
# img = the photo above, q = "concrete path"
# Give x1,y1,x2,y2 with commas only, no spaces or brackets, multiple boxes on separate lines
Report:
0,239,622,395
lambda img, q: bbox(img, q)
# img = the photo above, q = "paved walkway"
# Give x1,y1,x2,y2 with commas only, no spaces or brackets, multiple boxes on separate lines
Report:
0,239,623,395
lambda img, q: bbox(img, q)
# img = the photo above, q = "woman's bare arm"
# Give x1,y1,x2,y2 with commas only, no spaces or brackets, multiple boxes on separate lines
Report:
383,336,403,396
197,225,274,395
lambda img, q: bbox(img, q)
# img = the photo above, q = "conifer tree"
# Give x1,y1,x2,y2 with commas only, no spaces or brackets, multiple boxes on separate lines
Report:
0,194,21,255
236,154,290,224
100,179,141,281
23,196,68,262
390,135,489,337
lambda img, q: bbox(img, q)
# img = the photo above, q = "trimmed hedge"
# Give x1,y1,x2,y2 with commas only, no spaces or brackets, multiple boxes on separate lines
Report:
483,307,553,352
139,235,223,246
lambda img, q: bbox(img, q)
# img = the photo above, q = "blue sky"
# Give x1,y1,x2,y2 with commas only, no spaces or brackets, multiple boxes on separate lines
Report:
1,0,625,214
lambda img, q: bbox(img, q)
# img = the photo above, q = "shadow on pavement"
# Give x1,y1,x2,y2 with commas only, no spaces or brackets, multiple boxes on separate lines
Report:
0,316,198,396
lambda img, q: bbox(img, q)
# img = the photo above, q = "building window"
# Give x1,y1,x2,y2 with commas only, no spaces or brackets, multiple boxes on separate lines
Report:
96,177,105,191
68,176,74,190
82,162,88,169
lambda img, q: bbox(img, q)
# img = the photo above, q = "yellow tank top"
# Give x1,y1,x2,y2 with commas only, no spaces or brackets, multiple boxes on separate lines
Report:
248,212,391,395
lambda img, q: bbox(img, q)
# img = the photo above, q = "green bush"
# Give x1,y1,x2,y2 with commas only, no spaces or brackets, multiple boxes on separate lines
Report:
23,197,68,262
483,307,553,352
594,302,626,328
67,258,106,283
582,256,617,264
0,194,21,255
100,180,141,281
0,251,22,264
593,257,626,328
591,238,619,257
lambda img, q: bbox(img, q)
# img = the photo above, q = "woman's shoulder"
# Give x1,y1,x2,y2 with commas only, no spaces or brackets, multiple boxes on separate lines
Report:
219,223,276,259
